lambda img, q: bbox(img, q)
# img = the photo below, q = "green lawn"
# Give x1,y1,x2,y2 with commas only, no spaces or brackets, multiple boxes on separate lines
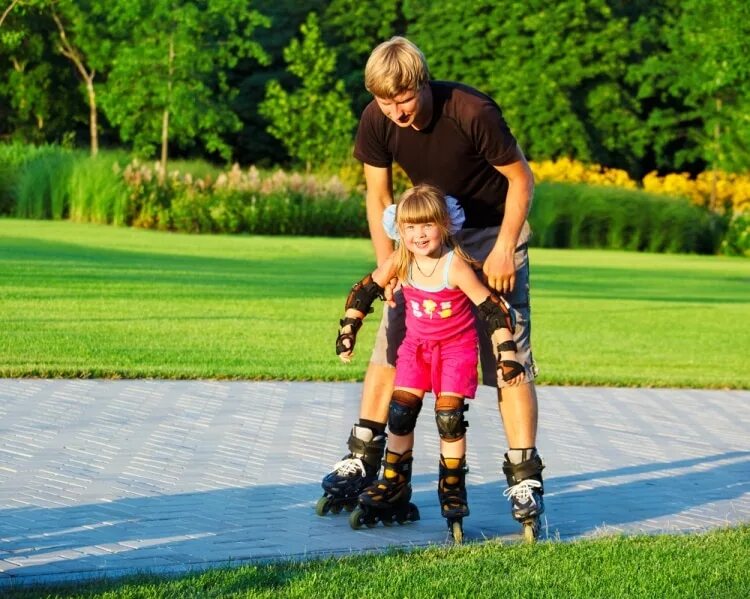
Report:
4,527,748,598
1,218,748,388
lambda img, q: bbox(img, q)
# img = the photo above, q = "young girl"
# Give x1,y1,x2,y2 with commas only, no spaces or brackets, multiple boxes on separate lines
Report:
335,184,524,542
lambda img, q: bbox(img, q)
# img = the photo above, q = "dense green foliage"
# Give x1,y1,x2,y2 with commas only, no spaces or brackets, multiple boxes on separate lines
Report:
2,1,749,179
4,527,749,598
259,12,356,171
0,147,725,252
530,183,725,254
1,220,748,387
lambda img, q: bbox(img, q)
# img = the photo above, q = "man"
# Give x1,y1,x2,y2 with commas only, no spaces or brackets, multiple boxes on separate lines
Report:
319,36,544,536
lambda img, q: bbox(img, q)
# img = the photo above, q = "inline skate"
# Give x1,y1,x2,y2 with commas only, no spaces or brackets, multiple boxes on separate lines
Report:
502,448,545,542
316,425,386,516
438,455,469,544
349,449,420,529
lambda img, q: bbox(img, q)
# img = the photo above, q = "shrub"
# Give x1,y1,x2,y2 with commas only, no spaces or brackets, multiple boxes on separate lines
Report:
529,183,724,254
720,213,750,257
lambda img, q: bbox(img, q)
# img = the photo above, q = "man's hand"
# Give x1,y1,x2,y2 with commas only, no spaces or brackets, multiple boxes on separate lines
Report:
483,246,516,294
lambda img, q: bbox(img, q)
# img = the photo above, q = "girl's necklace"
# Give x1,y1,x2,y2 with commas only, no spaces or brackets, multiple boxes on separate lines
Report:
414,247,443,278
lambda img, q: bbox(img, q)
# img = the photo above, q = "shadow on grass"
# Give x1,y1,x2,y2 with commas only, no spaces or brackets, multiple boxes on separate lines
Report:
2,235,749,304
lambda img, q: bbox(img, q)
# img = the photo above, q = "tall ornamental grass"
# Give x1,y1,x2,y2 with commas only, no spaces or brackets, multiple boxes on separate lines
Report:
12,146,78,219
530,183,725,254
67,153,131,225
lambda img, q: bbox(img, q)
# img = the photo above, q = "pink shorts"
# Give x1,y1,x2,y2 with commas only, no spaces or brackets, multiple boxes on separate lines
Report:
394,329,479,398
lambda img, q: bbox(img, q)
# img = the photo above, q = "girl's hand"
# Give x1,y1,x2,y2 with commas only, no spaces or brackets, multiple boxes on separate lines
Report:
384,277,399,308
336,317,362,363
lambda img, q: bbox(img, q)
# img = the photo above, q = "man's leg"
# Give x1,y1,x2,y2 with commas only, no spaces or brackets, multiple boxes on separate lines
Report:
317,290,405,515
462,226,545,534
497,381,538,448
359,363,395,423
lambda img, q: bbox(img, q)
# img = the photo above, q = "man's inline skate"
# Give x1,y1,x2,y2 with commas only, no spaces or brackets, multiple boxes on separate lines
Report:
502,448,545,542
349,449,420,529
438,455,469,544
316,425,386,516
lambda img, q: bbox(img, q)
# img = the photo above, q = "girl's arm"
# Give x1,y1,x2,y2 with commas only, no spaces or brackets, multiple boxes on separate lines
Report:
450,255,525,385
337,253,398,363
449,254,496,305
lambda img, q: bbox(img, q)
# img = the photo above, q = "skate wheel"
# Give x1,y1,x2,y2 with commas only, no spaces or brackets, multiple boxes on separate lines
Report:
365,517,378,528
315,496,331,517
330,503,343,515
349,506,366,530
344,502,356,512
522,520,538,543
451,520,463,544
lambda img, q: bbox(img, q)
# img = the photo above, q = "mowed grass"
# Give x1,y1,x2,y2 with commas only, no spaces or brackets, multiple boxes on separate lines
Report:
0,219,748,388
4,527,748,598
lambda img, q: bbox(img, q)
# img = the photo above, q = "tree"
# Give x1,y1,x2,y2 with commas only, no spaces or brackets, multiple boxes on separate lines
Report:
322,0,417,113
230,0,325,166
408,0,643,174
101,0,269,171
49,0,106,155
259,12,356,171
0,0,82,144
638,0,750,177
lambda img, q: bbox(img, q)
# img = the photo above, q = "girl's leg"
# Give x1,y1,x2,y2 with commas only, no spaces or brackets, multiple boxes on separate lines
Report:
387,387,425,454
436,394,470,523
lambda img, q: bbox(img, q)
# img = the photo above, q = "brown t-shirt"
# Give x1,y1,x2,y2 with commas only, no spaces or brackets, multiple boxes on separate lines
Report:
353,81,519,228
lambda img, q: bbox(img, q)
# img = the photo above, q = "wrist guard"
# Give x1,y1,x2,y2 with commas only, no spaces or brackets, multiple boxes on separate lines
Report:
345,274,385,315
477,294,516,335
336,317,363,356
497,339,524,382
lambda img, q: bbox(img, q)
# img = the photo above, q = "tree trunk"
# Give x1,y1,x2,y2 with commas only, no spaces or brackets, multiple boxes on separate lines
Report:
160,35,175,176
86,79,98,156
52,11,98,156
711,97,722,211
0,0,21,28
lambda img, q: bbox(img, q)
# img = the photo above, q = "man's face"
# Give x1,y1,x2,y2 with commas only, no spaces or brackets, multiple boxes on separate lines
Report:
374,87,427,129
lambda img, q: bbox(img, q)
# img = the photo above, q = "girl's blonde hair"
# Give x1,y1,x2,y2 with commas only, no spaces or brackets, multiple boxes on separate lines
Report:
393,184,478,282
364,36,430,99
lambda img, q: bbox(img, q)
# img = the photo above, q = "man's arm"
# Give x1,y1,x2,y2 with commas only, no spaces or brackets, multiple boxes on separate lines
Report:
483,146,535,294
363,163,396,266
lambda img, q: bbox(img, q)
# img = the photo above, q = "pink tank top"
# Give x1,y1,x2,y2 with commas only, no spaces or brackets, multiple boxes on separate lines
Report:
403,250,476,341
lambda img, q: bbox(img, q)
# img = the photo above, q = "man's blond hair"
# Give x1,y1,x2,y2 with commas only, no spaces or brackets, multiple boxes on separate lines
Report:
364,37,430,99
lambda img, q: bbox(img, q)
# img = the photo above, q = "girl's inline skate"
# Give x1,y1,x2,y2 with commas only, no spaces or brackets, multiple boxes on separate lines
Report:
349,449,420,529
438,455,469,544
316,425,386,516
502,449,545,542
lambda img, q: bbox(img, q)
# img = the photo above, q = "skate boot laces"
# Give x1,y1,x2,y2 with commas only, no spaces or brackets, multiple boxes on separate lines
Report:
503,478,542,507
332,457,366,478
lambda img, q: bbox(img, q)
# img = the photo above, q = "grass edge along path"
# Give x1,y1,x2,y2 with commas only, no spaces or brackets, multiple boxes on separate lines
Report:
3,526,748,598
1,219,749,388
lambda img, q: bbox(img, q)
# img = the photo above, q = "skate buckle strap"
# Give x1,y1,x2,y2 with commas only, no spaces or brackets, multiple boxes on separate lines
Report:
332,457,366,477
503,479,542,506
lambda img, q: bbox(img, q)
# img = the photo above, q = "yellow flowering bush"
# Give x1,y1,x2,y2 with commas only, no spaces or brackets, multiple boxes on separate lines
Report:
529,157,748,215
643,170,750,214
529,158,636,190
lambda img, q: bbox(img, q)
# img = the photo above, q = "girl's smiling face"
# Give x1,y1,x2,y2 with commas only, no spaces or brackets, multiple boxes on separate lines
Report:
401,221,443,258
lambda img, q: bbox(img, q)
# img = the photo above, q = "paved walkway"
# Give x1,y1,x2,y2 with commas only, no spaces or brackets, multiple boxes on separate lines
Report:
0,380,748,587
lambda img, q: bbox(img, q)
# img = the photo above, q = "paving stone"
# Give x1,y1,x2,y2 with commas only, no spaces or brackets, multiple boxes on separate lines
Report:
0,380,747,586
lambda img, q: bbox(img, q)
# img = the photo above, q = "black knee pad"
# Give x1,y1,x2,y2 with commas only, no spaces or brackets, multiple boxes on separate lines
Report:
388,390,422,436
435,395,468,442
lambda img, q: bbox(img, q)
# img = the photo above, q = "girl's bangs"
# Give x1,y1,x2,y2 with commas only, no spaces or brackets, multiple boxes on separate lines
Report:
396,198,444,225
